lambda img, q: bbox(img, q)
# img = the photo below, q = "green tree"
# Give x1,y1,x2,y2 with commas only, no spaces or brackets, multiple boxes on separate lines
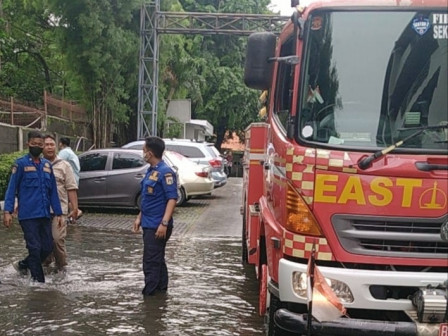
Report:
159,0,270,149
0,0,63,101
0,0,274,149
39,0,140,147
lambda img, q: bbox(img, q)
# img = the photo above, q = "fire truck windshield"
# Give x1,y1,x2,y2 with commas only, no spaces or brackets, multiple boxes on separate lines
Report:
298,10,448,152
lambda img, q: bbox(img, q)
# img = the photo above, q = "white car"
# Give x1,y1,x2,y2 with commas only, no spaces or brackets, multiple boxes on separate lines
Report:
163,150,214,206
123,139,228,188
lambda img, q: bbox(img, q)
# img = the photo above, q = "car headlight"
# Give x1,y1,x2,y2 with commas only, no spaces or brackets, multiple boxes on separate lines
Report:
292,271,354,303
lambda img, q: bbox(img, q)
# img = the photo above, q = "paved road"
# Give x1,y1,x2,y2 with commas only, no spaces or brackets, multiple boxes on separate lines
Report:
76,177,244,238
0,177,265,335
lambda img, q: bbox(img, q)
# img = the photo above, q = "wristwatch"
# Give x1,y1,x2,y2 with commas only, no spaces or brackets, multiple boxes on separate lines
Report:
161,220,169,227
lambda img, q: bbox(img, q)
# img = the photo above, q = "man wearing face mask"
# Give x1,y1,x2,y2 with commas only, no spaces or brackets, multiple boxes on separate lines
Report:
3,131,63,283
132,136,178,296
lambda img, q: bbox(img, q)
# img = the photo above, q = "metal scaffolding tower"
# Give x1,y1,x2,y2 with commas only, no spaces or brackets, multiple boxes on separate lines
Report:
137,0,289,139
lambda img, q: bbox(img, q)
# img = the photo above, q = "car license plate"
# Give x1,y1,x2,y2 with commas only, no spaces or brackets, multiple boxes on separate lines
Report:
439,323,448,336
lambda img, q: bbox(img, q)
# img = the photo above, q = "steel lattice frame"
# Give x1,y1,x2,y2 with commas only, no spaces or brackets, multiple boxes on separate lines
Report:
137,0,289,138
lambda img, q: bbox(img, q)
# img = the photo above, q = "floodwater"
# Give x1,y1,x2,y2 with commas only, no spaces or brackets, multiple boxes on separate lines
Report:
0,223,264,335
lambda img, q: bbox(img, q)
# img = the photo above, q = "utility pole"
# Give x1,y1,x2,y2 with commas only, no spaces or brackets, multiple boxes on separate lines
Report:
137,0,289,139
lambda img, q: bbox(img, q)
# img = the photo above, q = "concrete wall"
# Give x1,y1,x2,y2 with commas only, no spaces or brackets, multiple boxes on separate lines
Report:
46,116,93,151
47,116,91,139
0,117,93,154
0,123,21,153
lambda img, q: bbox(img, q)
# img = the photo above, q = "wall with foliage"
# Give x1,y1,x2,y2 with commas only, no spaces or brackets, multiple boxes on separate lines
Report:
0,150,26,200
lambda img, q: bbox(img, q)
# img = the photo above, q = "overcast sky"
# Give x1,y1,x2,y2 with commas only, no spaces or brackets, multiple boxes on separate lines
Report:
269,0,294,15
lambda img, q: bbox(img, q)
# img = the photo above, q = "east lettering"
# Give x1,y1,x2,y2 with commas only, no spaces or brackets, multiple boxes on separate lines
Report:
338,176,366,205
314,174,424,208
395,178,422,207
315,174,338,203
368,177,393,206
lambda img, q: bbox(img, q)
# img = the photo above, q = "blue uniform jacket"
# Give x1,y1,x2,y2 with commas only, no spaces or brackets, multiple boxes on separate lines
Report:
140,160,178,229
4,154,63,221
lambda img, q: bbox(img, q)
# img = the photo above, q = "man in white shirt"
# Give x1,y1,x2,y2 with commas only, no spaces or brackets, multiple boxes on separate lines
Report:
58,137,80,186
58,137,82,219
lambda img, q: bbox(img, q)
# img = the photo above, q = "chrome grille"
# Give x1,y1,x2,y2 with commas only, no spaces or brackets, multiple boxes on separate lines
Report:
332,215,448,259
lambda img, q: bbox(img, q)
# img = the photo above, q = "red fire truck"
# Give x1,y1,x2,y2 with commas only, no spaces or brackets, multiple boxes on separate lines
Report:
242,1,448,335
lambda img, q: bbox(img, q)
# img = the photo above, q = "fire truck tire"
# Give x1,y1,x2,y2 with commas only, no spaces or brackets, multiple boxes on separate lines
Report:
268,294,281,336
259,264,268,316
242,204,248,264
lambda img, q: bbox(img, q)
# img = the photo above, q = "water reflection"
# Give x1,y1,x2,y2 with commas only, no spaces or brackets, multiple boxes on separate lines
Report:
0,225,263,335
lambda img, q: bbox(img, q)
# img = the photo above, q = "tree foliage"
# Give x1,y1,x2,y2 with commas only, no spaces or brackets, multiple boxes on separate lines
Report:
0,0,59,101
160,0,271,149
42,0,140,147
0,0,273,149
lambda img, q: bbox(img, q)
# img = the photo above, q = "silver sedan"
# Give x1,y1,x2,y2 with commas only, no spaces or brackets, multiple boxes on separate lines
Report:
78,148,179,209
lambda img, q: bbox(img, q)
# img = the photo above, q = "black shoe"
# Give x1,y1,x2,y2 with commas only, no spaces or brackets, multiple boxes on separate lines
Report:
13,260,29,276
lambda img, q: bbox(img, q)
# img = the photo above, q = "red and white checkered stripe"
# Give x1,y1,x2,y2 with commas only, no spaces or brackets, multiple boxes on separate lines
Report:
283,231,334,261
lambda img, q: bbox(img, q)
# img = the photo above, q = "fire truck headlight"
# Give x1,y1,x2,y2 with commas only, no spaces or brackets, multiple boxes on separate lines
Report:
292,272,354,303
292,271,308,297
285,185,322,236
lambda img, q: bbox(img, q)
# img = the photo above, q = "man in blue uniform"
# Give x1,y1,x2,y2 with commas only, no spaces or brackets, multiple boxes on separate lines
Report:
3,131,63,283
133,136,178,296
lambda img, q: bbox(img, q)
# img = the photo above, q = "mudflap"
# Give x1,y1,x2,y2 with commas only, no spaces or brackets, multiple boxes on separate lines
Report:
259,264,268,316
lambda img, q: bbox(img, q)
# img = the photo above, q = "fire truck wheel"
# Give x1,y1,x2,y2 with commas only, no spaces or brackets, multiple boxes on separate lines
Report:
242,206,248,264
259,264,268,316
268,294,281,336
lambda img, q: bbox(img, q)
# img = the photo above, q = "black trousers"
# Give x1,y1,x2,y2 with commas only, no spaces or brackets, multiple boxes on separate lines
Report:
142,226,172,295
19,217,53,282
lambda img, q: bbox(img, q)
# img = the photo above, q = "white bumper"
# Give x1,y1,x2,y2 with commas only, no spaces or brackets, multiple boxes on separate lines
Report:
278,258,447,311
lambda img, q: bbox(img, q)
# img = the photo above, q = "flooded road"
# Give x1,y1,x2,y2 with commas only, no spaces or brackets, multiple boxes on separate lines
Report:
0,178,264,335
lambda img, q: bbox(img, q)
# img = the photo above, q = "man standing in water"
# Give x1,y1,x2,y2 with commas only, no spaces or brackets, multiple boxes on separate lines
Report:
133,136,177,296
3,131,63,283
42,134,79,272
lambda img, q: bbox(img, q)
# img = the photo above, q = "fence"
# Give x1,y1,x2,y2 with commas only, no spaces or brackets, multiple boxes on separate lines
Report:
0,91,88,128
0,91,92,154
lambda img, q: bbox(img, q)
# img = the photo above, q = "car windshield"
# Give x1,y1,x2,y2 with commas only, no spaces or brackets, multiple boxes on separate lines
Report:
298,10,448,151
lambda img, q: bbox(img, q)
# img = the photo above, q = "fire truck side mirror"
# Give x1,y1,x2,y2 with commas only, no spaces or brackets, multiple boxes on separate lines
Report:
244,32,276,90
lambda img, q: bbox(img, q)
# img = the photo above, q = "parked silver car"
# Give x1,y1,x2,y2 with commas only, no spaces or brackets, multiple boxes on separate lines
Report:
78,149,147,208
78,148,180,209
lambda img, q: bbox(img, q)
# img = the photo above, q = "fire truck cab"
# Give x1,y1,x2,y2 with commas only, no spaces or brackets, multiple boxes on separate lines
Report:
242,1,448,335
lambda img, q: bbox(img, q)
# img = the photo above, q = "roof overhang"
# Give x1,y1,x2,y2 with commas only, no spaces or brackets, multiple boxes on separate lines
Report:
187,119,214,136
